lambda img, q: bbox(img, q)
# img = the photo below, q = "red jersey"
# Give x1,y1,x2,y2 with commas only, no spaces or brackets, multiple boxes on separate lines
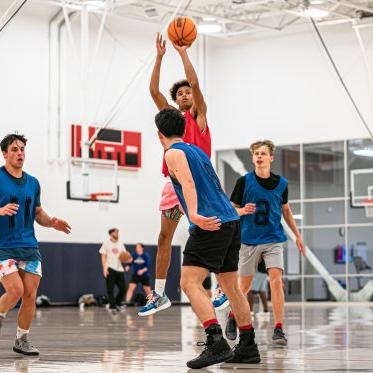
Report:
162,110,211,177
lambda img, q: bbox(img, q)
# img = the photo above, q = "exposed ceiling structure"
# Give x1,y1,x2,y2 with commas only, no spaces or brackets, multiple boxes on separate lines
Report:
28,0,373,37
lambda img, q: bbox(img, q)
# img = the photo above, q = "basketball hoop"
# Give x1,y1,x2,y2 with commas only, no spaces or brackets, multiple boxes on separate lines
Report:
90,192,114,210
363,198,373,218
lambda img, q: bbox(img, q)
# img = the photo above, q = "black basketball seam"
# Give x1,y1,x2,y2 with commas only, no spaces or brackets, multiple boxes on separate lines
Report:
181,17,187,40
173,21,182,45
183,24,196,41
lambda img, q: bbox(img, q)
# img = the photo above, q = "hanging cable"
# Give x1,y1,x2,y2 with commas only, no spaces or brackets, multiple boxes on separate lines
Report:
0,0,28,34
89,0,188,147
310,17,373,139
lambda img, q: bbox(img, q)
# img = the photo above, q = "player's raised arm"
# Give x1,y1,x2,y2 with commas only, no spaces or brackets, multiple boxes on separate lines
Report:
172,43,207,131
149,33,171,110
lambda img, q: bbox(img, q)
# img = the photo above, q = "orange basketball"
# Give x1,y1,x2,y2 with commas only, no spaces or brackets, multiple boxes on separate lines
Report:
168,16,197,46
119,251,132,263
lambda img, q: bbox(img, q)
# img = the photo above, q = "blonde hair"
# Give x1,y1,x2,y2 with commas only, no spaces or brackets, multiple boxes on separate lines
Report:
249,140,275,156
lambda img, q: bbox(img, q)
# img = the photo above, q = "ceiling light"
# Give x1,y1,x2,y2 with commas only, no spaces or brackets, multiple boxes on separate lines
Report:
309,0,325,4
197,23,222,34
203,16,217,22
85,0,106,10
353,148,373,157
303,7,329,18
293,214,303,220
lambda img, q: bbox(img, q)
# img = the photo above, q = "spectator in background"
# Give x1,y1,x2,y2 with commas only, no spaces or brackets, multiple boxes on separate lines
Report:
99,228,127,314
126,243,152,304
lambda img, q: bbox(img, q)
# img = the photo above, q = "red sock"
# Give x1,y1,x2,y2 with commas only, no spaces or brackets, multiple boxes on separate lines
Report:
203,318,219,329
229,311,234,318
275,323,283,329
239,324,254,331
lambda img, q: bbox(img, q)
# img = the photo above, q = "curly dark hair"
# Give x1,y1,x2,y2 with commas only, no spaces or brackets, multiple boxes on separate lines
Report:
169,79,191,102
0,133,27,152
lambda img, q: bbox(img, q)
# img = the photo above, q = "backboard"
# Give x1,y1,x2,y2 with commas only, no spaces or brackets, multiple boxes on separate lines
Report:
350,168,373,207
66,157,119,203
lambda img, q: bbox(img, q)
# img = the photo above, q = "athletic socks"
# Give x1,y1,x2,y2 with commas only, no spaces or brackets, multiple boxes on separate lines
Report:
203,318,219,330
155,279,166,295
275,322,283,330
16,327,29,340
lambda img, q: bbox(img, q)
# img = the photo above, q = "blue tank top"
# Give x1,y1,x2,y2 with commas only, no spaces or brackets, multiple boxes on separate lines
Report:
241,171,287,245
169,143,239,231
132,253,150,276
0,166,42,261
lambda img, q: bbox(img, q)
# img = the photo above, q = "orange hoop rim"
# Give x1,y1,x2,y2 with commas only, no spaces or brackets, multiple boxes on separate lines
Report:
90,192,114,201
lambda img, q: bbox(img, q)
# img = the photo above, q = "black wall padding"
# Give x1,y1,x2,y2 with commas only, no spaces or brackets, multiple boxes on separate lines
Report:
0,243,181,304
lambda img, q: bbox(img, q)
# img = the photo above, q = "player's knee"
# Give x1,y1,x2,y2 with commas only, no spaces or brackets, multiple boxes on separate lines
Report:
7,285,24,302
270,276,282,289
158,231,172,248
180,277,197,294
22,288,37,303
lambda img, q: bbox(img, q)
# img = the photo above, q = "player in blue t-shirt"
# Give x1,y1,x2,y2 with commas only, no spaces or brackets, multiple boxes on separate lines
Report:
154,109,261,369
223,140,305,346
0,134,71,356
126,243,152,303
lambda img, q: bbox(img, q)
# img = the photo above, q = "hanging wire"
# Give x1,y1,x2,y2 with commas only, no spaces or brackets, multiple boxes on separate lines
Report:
89,0,190,147
0,0,28,34
310,17,373,139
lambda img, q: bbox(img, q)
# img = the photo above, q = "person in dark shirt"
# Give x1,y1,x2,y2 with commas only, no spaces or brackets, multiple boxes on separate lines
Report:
126,243,152,303
223,140,305,346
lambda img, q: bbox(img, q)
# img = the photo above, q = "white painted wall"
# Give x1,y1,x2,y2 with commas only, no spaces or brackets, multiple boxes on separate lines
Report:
0,12,192,245
206,23,373,150
1,11,372,247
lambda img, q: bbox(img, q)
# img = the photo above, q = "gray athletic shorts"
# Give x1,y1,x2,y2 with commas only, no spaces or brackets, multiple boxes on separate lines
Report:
238,242,285,277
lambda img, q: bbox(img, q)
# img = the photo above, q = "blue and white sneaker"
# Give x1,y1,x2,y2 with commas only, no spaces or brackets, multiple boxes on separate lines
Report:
138,290,171,316
212,287,230,310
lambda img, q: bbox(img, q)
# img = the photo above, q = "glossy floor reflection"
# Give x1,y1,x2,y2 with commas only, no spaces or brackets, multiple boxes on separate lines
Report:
1,303,373,372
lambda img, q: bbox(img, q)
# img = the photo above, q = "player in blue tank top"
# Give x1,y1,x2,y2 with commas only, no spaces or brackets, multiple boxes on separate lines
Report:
222,140,305,346
155,109,261,369
0,134,71,356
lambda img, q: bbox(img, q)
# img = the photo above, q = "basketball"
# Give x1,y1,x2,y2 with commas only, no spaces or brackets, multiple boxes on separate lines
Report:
119,251,132,263
167,16,197,46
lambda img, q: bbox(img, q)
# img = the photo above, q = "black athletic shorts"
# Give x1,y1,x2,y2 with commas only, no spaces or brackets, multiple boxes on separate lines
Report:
130,274,150,286
183,220,240,274
202,274,212,290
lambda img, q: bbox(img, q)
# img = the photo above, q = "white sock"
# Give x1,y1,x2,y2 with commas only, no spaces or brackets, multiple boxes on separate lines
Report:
0,312,6,318
16,327,29,339
155,279,166,295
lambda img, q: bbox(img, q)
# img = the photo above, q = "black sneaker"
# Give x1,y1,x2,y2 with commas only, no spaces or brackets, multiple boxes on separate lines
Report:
225,314,237,341
272,327,288,345
187,326,233,369
227,330,261,364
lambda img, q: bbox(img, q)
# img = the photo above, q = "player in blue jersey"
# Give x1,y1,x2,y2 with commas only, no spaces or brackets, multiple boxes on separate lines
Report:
126,243,152,303
0,134,71,356
155,108,260,369
224,140,305,345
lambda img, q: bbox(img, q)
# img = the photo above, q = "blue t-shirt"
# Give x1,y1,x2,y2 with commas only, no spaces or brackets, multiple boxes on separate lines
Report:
240,171,287,245
132,252,150,276
169,143,239,231
0,166,42,261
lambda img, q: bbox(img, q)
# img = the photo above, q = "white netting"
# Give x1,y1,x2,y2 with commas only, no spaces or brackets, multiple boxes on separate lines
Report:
91,193,113,211
364,203,373,218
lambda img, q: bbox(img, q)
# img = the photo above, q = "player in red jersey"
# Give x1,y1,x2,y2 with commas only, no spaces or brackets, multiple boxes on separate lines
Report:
138,33,211,316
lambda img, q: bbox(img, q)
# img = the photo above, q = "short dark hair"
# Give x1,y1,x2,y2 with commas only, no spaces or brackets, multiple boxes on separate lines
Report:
1,133,27,152
136,242,144,248
108,228,118,235
155,108,185,138
169,79,190,102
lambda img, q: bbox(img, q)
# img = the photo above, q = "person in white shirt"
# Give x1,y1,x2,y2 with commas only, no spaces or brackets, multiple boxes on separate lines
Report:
99,228,127,313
